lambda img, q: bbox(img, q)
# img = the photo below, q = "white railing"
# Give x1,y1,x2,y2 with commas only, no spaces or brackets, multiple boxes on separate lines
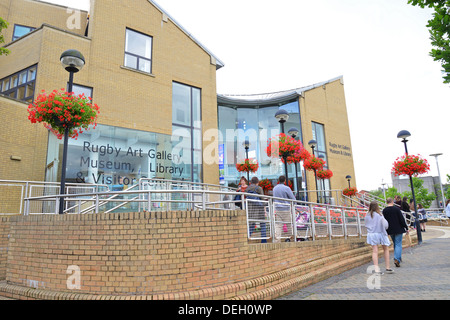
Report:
0,180,109,215
18,180,370,242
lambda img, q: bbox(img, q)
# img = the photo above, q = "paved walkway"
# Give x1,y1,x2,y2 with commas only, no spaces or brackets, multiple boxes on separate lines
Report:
280,226,450,300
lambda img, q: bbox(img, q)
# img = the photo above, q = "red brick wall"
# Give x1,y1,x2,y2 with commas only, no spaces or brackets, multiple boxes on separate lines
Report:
0,210,374,299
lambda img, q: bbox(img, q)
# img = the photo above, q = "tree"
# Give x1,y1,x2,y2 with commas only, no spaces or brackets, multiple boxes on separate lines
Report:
408,0,450,83
402,177,437,208
0,17,10,56
445,174,450,200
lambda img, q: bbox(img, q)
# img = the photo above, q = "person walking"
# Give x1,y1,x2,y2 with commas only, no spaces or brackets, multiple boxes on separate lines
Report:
365,201,393,275
417,203,427,232
234,176,248,209
445,199,450,219
272,175,296,242
401,196,413,228
246,177,267,242
382,198,409,267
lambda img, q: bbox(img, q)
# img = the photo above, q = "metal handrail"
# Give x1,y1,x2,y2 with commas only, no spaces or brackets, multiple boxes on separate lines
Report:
22,185,369,242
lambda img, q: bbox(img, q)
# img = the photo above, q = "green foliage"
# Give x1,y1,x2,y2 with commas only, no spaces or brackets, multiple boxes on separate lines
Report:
402,177,436,208
0,17,10,56
408,0,450,83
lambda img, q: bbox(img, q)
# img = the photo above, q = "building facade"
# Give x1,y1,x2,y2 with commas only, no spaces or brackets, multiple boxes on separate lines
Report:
1,0,222,189
1,0,356,206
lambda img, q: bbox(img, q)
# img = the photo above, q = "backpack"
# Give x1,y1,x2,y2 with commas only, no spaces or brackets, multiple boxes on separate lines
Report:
247,189,263,206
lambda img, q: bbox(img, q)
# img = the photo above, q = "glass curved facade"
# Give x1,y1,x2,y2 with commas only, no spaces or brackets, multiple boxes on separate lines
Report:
218,96,308,195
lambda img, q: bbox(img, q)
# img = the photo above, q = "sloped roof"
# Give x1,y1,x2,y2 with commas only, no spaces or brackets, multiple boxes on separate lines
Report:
218,75,344,106
149,0,225,70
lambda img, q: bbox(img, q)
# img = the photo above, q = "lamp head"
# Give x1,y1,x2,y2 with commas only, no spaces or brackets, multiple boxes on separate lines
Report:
308,139,317,148
60,49,85,73
397,130,411,140
275,109,289,122
288,127,299,138
345,175,352,180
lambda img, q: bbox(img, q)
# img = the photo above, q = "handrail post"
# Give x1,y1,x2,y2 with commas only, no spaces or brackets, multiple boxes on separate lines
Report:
291,201,296,242
148,190,151,212
95,193,99,214
310,203,316,241
326,205,332,240
202,190,206,210
356,207,362,238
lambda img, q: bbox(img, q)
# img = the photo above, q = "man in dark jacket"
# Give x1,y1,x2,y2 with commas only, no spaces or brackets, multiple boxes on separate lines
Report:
382,198,409,267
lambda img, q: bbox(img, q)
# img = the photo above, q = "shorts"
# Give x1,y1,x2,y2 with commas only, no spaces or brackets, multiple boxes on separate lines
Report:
367,232,391,246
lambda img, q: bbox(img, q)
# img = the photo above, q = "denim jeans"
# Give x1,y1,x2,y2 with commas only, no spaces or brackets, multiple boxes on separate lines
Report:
390,233,403,262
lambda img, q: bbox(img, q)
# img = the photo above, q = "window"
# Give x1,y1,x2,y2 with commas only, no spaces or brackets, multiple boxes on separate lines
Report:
13,25,35,41
172,82,202,182
0,65,37,102
124,28,152,74
311,121,330,199
70,83,93,99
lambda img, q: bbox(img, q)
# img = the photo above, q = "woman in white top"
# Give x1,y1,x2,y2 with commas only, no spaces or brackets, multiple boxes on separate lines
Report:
365,201,393,274
445,199,450,218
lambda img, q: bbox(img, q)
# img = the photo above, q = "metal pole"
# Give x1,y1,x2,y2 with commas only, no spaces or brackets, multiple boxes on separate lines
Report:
245,146,249,182
403,138,422,244
280,121,289,184
58,71,74,214
430,154,446,207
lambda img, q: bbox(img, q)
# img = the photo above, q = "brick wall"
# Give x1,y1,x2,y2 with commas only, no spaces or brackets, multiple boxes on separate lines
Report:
0,210,378,299
0,216,12,280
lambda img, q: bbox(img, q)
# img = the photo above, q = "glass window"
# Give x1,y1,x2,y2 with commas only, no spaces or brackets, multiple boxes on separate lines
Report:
172,82,202,182
124,28,152,74
12,25,35,41
0,64,37,102
71,83,93,99
172,83,191,127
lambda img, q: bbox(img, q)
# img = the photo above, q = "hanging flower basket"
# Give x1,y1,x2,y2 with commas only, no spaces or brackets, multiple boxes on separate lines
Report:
343,187,357,197
258,178,273,192
27,89,99,139
317,169,333,179
391,154,430,177
303,155,325,171
283,147,311,164
266,133,301,158
236,159,259,173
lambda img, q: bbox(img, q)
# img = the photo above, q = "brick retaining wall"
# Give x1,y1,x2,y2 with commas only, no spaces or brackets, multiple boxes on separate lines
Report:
0,210,399,300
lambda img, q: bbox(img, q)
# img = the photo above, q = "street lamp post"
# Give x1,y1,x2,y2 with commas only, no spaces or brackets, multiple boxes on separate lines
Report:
308,139,319,203
243,139,250,182
58,49,85,214
346,175,352,206
346,175,352,188
288,127,300,199
397,130,422,244
275,109,290,184
429,153,446,207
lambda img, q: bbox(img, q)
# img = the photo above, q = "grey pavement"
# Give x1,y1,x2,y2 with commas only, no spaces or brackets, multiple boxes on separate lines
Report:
279,225,450,300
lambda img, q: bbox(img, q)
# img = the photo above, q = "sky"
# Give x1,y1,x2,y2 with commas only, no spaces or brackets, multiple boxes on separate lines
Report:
42,0,450,191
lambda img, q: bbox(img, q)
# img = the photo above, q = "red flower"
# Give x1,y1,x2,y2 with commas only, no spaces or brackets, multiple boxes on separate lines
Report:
27,89,99,139
303,156,325,171
392,154,430,177
343,187,357,197
266,133,302,158
236,159,259,173
317,169,333,179
258,179,273,191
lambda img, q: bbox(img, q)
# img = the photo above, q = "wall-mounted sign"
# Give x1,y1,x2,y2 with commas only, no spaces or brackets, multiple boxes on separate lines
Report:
328,142,352,157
